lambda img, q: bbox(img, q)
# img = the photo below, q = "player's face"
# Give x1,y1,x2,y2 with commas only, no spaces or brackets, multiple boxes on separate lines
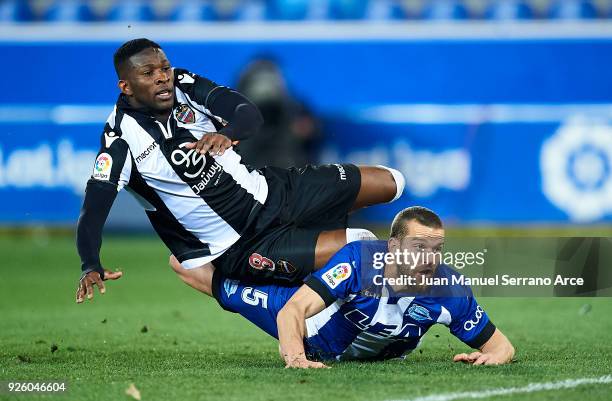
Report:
393,221,445,286
119,47,175,114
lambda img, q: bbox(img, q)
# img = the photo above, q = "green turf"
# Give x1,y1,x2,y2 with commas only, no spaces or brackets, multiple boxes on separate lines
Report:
1,235,611,401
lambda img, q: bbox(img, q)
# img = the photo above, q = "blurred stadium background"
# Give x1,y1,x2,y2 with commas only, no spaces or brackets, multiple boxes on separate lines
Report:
1,0,612,232
1,2,612,400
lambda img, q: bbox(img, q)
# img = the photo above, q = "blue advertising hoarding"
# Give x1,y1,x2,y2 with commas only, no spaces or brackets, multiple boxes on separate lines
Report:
1,25,611,225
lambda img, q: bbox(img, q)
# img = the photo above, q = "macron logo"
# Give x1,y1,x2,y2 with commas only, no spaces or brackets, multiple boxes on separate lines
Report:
135,142,158,163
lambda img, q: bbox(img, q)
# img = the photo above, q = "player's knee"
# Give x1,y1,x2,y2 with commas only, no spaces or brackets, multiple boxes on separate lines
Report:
346,228,378,243
376,165,405,203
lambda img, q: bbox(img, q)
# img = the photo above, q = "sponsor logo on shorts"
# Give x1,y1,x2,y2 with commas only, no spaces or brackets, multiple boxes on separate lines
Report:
92,153,112,180
277,260,297,275
334,163,347,181
223,279,239,298
323,263,351,289
407,304,432,322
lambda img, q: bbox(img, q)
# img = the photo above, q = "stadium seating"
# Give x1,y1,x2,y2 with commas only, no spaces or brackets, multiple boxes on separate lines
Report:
0,0,609,22
485,1,534,20
44,0,95,22
266,0,311,20
549,0,598,19
422,0,469,20
106,0,156,22
169,0,217,22
0,0,34,22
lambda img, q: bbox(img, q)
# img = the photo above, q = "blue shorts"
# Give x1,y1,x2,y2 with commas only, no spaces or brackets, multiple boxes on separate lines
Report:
212,269,300,339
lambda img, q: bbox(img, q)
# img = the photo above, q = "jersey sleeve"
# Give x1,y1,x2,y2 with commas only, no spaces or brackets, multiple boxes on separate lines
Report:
174,68,263,141
304,243,362,306
75,128,132,278
91,125,132,190
445,288,496,349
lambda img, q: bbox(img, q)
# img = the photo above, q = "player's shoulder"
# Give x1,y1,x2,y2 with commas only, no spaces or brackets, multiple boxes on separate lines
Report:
343,240,387,258
173,67,215,87
98,107,128,151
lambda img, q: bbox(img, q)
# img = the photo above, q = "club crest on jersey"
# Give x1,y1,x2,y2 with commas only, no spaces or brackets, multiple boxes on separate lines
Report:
323,263,351,289
175,103,195,124
92,153,112,180
407,304,432,322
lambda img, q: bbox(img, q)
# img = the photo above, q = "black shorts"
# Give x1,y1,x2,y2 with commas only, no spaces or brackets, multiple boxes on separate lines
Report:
213,163,361,284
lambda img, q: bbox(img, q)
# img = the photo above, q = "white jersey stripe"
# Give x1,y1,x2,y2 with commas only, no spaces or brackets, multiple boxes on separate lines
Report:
214,149,268,205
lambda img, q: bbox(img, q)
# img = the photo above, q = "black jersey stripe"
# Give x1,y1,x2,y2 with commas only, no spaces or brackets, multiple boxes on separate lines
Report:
135,118,261,234
127,160,211,262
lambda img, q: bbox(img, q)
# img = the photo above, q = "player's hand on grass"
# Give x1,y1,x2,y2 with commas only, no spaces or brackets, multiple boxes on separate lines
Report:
184,132,232,156
453,351,502,366
76,269,123,304
284,354,330,369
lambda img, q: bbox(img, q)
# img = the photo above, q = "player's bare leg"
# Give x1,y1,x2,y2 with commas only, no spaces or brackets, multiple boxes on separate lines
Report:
351,165,405,211
313,165,404,269
169,255,214,296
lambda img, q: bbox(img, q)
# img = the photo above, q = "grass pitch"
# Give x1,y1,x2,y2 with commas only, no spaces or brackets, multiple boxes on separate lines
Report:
1,234,611,401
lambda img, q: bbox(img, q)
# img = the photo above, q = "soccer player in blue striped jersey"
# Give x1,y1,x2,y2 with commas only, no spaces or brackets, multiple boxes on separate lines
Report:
169,206,515,367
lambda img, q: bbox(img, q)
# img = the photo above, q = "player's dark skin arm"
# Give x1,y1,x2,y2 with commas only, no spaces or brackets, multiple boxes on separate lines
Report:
277,285,329,369
185,89,263,156
75,180,123,303
453,329,515,365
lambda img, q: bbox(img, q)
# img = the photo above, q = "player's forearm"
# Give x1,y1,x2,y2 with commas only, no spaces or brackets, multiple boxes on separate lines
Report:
277,303,308,363
480,329,515,364
208,88,263,141
76,180,118,276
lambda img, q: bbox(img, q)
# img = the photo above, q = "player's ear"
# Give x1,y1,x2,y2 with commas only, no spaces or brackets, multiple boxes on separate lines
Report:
388,237,400,253
118,80,132,95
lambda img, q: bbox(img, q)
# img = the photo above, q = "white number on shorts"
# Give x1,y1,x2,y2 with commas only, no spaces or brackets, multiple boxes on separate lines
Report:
241,288,269,309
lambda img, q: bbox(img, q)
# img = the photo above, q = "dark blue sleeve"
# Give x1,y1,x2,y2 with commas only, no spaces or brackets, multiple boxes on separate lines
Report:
75,132,130,278
447,289,496,349
304,243,362,306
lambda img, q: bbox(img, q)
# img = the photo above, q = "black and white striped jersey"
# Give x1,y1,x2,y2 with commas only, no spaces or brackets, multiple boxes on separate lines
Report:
83,68,268,269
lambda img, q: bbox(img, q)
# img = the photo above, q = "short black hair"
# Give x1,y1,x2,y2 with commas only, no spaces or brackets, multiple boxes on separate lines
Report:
114,38,162,78
390,206,443,238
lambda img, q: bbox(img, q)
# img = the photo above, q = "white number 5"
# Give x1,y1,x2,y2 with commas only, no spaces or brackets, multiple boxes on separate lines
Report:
241,288,268,309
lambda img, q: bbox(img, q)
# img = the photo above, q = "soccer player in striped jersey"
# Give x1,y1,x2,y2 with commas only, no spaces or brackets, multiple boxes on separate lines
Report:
76,39,405,302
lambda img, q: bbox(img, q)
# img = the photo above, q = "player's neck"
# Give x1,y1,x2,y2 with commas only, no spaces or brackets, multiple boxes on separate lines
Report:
152,110,172,124
126,97,172,123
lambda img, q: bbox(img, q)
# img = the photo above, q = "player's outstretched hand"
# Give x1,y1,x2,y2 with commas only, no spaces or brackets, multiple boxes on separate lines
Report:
76,269,123,304
453,352,500,365
184,132,232,156
284,356,330,369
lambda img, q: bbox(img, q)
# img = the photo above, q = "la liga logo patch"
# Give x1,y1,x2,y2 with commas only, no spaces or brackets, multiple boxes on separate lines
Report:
175,103,195,124
92,153,112,180
323,263,352,289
